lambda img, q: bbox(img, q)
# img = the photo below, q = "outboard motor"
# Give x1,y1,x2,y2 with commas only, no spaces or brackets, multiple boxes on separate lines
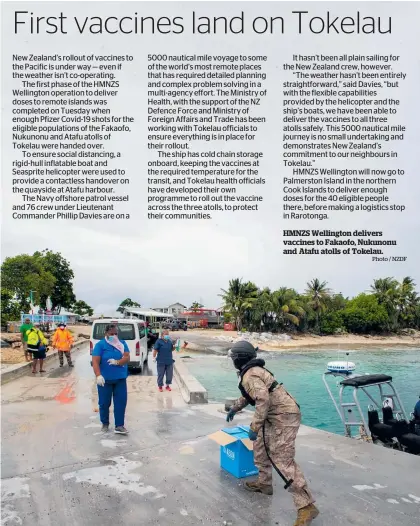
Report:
391,418,410,439
368,407,380,430
382,405,396,425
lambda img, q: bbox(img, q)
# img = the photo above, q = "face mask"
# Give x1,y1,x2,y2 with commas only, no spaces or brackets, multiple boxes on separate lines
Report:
108,336,115,342
163,335,170,340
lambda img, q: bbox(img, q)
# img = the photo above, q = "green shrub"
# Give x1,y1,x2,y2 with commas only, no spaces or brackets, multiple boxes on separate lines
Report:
320,312,344,335
341,294,389,333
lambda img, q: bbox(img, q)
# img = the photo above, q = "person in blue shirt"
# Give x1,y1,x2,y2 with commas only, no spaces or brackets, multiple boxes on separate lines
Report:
153,329,174,392
414,396,420,422
92,324,130,434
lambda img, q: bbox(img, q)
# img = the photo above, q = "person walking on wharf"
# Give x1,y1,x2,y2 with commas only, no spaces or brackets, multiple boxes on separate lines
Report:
20,317,33,362
92,324,130,434
26,323,48,374
52,323,74,367
153,329,174,392
226,340,319,526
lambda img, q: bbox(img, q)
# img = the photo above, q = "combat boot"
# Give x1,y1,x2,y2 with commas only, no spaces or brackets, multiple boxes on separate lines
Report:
244,481,273,495
294,504,319,525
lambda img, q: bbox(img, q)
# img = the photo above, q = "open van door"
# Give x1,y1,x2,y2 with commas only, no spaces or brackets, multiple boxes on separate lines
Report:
137,322,148,365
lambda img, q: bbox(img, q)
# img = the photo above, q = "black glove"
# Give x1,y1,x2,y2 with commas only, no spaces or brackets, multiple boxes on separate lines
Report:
226,408,236,422
248,428,258,441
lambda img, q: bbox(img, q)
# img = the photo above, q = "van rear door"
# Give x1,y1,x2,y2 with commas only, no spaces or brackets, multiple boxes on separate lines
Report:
91,322,137,360
116,323,137,361
137,323,147,362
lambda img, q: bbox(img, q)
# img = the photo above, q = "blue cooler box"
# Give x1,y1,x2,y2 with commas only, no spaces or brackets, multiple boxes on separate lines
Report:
209,425,259,479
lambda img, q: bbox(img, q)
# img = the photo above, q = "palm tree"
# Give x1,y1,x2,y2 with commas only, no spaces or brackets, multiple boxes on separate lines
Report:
219,278,258,330
404,291,420,328
397,277,419,329
190,301,204,312
370,277,400,331
401,276,415,291
370,277,399,301
271,287,305,331
249,287,274,331
304,279,332,333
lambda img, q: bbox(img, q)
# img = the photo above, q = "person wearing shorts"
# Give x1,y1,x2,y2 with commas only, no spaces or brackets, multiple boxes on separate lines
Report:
20,317,33,361
27,323,48,374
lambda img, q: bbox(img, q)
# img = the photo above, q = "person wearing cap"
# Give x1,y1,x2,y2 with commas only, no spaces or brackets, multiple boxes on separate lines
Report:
20,317,33,361
226,340,318,526
26,323,48,374
52,323,74,367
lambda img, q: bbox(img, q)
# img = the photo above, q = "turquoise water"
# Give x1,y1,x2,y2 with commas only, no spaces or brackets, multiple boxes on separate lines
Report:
185,348,420,435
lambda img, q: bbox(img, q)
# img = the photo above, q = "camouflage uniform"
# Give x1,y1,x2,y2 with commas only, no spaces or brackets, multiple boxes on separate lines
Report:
231,366,314,510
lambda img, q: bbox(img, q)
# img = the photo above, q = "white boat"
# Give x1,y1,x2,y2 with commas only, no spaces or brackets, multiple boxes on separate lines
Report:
322,363,420,455
327,360,356,374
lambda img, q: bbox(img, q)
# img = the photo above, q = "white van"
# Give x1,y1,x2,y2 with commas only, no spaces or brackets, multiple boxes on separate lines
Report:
90,319,148,371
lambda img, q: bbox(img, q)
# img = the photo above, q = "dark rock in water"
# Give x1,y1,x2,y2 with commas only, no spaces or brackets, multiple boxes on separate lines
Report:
208,346,230,355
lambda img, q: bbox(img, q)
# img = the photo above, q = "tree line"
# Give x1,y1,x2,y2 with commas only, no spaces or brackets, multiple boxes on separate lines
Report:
219,277,420,335
1,250,93,325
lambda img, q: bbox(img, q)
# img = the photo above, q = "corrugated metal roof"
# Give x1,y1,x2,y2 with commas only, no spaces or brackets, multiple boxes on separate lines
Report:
123,307,174,318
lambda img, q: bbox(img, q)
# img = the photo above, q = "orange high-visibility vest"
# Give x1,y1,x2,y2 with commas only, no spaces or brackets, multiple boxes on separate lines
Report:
52,329,74,352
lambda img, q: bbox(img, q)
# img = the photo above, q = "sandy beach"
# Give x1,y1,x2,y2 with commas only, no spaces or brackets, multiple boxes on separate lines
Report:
186,329,420,351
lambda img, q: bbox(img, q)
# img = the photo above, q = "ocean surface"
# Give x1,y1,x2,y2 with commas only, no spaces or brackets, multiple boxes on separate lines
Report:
185,348,420,435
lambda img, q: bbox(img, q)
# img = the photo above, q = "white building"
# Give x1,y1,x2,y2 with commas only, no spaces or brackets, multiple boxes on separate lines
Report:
121,307,174,322
151,303,187,317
